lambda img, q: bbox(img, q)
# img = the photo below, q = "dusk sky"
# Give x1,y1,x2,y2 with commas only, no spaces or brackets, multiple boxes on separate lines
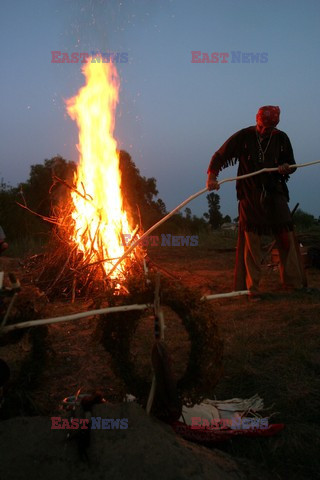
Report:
1,0,320,220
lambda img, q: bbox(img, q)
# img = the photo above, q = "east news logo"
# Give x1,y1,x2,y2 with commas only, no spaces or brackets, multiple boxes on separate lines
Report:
51,416,129,430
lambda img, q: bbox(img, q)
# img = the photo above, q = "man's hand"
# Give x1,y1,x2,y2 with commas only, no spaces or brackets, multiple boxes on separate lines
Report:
278,163,291,175
206,173,220,190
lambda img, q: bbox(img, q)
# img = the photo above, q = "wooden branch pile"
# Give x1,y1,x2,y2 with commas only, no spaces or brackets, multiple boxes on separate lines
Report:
23,177,144,300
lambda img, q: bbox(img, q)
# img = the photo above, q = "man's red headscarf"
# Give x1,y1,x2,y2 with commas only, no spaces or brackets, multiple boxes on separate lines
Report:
256,105,280,127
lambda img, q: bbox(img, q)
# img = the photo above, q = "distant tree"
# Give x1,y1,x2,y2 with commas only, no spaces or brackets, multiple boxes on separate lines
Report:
1,185,26,241
156,199,167,216
190,214,208,232
19,156,76,217
118,150,167,229
184,207,192,220
206,192,224,229
293,209,317,230
223,214,231,224
0,157,76,243
168,207,208,234
1,152,169,246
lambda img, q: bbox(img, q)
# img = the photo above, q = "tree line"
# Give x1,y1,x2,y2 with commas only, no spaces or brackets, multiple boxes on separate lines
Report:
0,152,210,247
0,152,318,248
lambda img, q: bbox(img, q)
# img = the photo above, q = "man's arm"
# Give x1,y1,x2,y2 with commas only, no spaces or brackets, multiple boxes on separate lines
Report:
207,129,244,190
206,171,220,190
278,132,296,175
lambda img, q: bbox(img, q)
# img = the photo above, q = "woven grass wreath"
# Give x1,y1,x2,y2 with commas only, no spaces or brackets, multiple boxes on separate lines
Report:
98,273,224,404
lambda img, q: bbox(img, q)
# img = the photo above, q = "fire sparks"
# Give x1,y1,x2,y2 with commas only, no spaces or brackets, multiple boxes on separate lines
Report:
65,59,135,278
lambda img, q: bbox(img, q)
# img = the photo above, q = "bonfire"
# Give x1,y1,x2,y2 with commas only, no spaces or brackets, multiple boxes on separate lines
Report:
65,59,137,278
11,57,223,404
30,58,144,299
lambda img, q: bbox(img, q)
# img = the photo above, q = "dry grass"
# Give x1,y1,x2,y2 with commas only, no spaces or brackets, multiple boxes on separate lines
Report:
148,239,320,480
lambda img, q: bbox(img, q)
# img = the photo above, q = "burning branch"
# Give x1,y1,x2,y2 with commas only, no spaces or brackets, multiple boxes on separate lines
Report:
51,175,93,202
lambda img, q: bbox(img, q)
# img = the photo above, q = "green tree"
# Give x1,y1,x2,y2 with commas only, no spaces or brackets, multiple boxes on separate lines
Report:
1,152,167,246
293,209,316,231
206,192,224,229
184,208,192,220
19,156,76,217
0,157,76,245
118,150,166,229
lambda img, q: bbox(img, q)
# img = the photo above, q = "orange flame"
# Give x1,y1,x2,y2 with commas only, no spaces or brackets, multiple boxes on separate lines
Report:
66,59,134,277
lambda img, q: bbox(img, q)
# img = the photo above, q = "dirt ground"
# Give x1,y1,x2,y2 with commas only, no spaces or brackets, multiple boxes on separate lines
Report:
0,242,319,479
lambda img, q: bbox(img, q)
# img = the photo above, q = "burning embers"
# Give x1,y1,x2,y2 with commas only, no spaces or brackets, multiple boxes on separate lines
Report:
65,59,136,279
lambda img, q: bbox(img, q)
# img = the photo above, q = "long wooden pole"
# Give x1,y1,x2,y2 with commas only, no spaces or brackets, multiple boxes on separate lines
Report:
201,290,249,300
1,303,150,333
107,160,320,276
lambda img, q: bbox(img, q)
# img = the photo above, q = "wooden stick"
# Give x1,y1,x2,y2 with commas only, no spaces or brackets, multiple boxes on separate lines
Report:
107,160,320,277
0,293,18,328
217,160,320,186
146,376,156,415
1,303,150,333
147,274,165,415
46,245,77,295
71,275,76,304
201,290,249,300
16,202,62,226
52,175,93,202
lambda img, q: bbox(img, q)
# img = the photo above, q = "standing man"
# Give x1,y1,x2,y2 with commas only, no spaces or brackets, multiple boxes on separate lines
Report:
207,106,305,299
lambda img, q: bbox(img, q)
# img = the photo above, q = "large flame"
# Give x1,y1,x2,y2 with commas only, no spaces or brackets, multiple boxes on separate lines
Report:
66,59,134,277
